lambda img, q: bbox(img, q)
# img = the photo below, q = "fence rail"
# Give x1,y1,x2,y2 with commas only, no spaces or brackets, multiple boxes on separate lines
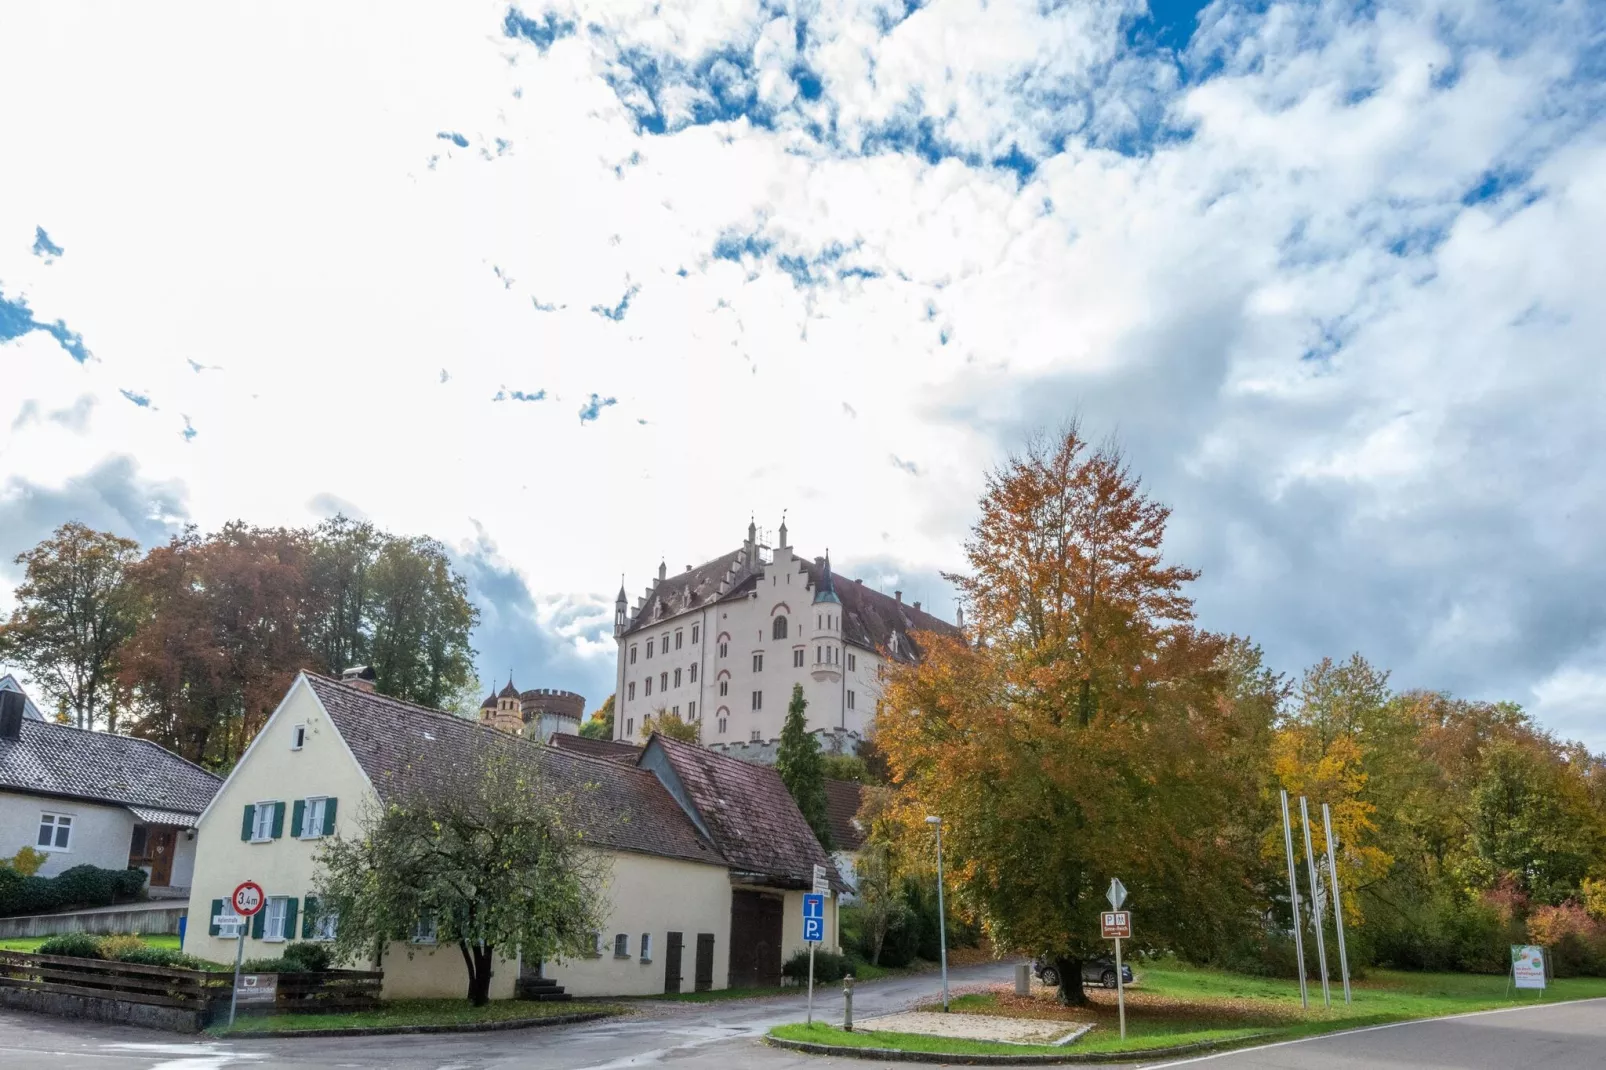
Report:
0,952,382,1016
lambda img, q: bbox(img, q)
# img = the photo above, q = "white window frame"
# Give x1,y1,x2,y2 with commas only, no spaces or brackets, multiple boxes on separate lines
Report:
753,652,763,672
752,690,762,711
847,690,856,710
251,800,278,843
691,624,700,643
688,700,696,719
300,796,328,840
291,723,306,750
750,730,762,742
36,812,73,852
411,915,438,945
262,896,290,943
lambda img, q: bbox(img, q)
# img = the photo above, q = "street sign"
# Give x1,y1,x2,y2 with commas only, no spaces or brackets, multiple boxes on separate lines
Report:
231,880,265,917
812,864,830,895
234,973,277,1004
212,914,244,936
1512,946,1547,990
803,893,824,919
1101,911,1132,939
803,917,825,943
1106,878,1127,910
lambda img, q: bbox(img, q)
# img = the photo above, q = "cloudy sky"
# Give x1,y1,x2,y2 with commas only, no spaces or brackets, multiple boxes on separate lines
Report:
2,0,1602,748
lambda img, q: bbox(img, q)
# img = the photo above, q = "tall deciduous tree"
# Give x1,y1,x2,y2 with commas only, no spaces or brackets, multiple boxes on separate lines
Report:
878,425,1259,1004
315,741,606,1004
304,515,383,676
578,694,615,740
0,523,140,730
776,683,831,850
366,535,478,709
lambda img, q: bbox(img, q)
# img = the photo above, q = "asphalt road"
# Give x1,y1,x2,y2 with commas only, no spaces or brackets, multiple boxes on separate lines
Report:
0,971,1600,1070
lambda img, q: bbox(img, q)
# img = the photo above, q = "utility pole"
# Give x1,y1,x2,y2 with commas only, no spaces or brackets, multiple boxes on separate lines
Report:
925,815,949,1012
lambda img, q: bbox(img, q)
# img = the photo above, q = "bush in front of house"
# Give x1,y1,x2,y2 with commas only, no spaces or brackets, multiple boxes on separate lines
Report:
0,864,148,917
237,942,334,974
35,932,105,959
95,934,147,960
782,948,850,984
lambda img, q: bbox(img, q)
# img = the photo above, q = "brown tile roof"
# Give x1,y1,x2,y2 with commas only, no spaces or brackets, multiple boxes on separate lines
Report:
823,779,866,852
548,733,640,764
304,674,722,868
0,719,220,816
622,549,747,636
646,734,845,891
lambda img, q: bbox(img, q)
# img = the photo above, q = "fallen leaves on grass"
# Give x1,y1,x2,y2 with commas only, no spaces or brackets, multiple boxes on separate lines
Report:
935,984,1303,1027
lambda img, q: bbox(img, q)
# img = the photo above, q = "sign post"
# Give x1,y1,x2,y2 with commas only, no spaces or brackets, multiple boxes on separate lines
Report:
225,881,264,1028
1321,803,1352,1004
803,873,828,1028
1105,878,1129,1041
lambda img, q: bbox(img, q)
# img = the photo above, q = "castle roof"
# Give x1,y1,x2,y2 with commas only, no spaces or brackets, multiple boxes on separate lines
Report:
498,679,520,699
813,554,841,605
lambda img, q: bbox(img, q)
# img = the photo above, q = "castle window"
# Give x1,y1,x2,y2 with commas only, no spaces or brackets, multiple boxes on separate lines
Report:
674,668,682,687
751,691,762,711
750,730,761,742
718,718,727,734
630,645,637,665
719,642,728,658
672,705,679,716
646,639,654,659
688,701,696,719
753,652,763,673
773,616,788,640
691,624,700,643
662,632,670,651
719,680,728,697
847,690,856,710
690,664,698,683
793,649,804,667
628,682,636,700
626,717,634,737
645,678,653,696
848,653,857,672
660,672,668,691
675,629,683,650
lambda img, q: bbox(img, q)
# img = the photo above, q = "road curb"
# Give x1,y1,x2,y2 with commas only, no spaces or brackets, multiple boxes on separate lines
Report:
211,1008,619,1039
764,1032,1271,1065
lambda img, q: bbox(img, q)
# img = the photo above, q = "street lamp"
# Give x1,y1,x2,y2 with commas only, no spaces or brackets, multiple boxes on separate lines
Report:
925,815,949,1012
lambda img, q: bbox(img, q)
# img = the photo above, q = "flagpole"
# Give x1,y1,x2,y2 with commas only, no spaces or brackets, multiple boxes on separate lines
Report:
1280,790,1309,1009
1322,803,1352,1003
1300,796,1331,1008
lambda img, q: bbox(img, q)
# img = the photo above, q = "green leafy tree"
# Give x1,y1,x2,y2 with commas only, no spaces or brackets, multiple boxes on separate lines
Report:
304,515,384,675
366,535,479,709
776,683,831,850
0,523,140,731
315,741,606,1004
578,695,615,740
642,707,699,743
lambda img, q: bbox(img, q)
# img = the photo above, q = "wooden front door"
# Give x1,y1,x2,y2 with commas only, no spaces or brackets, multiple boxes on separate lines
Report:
695,933,715,992
728,890,783,988
148,828,176,887
663,931,683,994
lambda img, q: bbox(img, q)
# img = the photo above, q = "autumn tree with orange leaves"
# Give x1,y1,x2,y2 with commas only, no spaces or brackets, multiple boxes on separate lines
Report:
876,425,1265,1003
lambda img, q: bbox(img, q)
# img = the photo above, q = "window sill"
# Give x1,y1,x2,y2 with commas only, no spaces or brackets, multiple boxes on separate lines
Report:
262,936,286,944
613,954,632,961
250,837,274,844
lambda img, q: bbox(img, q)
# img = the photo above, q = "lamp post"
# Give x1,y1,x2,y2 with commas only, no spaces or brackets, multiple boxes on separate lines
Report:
925,815,949,1012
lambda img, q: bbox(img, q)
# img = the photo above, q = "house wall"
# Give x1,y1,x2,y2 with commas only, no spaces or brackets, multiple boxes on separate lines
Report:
780,888,840,961
0,790,134,877
182,681,376,966
169,832,198,888
378,943,518,1000
546,851,732,996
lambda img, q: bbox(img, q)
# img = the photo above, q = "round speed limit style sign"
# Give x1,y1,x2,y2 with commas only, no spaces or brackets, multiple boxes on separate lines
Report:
231,880,265,917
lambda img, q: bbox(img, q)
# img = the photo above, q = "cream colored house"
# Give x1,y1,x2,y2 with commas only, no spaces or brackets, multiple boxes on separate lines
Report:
183,671,732,998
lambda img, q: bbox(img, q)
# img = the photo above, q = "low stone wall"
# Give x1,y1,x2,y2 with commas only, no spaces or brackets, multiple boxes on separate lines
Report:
0,904,186,939
0,986,205,1033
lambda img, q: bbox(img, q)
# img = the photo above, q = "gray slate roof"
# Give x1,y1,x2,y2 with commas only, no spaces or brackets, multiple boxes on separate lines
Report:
304,674,723,868
0,719,220,816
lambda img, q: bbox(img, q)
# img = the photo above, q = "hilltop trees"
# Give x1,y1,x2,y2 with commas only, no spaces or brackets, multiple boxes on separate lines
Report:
777,683,831,850
579,694,615,740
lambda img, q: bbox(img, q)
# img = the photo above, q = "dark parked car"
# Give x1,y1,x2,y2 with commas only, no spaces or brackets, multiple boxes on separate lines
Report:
1032,957,1134,988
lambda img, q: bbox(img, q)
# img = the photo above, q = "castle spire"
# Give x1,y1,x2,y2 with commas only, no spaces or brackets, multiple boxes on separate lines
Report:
813,550,840,605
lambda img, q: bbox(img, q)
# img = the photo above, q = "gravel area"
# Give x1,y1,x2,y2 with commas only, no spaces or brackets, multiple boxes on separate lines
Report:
857,1011,1085,1044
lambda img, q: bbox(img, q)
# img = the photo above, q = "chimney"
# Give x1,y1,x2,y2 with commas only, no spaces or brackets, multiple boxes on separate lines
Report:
341,666,378,693
0,691,25,740
895,590,903,603
957,606,965,629
913,601,921,613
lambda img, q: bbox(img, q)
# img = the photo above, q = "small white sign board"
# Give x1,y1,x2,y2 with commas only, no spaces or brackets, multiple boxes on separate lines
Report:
812,864,830,895
234,973,277,1004
1512,945,1546,990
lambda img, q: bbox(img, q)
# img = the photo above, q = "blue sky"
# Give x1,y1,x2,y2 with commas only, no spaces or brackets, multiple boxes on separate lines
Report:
2,0,1604,746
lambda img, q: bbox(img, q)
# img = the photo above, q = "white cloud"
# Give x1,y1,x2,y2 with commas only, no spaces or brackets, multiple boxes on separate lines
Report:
2,0,1603,741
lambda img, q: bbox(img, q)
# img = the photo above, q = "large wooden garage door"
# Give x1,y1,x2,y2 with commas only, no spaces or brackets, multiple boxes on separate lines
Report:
728,890,784,988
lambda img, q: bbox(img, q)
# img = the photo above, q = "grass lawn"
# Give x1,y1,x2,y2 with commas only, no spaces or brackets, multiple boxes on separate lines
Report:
0,933,181,953
209,998,625,1035
772,961,1606,1058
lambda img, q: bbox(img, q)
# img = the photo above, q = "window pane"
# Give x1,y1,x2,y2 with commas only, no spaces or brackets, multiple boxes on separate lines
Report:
56,824,70,848
37,822,52,847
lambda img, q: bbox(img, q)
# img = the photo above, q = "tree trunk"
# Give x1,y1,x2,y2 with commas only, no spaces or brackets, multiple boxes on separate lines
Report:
462,942,496,1006
1053,955,1088,1006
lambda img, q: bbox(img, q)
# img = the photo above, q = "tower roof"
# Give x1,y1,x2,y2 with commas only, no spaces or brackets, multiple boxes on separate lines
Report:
813,553,841,605
498,678,520,699
480,690,498,709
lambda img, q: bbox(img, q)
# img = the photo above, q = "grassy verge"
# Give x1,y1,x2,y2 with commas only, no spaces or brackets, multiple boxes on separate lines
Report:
773,963,1606,1059
0,933,182,953
209,998,624,1035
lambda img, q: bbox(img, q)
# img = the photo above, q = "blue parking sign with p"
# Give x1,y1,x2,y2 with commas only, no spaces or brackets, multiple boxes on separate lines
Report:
803,893,825,943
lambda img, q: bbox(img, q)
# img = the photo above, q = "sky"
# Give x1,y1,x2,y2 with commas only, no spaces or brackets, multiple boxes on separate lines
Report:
2,0,1603,749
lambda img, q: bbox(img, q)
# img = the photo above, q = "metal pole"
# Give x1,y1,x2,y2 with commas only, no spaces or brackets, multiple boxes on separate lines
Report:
1301,798,1331,1009
1322,803,1352,1004
934,820,949,1012
1280,790,1309,1009
844,974,855,1031
1114,935,1126,1040
807,943,816,1025
228,917,245,1027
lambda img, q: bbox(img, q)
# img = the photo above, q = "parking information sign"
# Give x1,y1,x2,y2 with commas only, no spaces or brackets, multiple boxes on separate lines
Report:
1101,911,1132,939
803,893,825,944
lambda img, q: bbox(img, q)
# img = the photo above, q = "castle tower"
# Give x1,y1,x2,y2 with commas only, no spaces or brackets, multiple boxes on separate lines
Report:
487,677,524,735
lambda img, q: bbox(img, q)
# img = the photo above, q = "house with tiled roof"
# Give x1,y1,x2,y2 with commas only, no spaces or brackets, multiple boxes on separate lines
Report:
548,732,639,764
824,778,868,903
610,518,961,759
0,688,220,895
183,669,844,998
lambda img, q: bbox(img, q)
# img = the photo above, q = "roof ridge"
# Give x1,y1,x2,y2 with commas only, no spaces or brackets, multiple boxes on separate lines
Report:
305,672,506,728
16,719,221,781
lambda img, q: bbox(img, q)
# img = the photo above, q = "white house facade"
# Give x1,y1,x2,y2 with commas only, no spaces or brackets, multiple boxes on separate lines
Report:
612,519,959,755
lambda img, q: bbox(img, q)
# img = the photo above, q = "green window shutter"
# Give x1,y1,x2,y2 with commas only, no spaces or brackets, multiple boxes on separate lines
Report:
251,908,266,939
302,896,318,939
270,801,285,839
209,899,224,936
241,805,255,841
283,899,298,943
323,797,338,836
291,800,306,839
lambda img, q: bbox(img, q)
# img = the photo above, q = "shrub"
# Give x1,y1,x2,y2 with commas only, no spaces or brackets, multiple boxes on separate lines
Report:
96,934,148,960
4,847,48,877
278,942,333,972
782,948,849,983
1529,902,1606,977
114,945,190,967
239,956,287,973
0,863,150,917
36,932,105,959
113,867,148,900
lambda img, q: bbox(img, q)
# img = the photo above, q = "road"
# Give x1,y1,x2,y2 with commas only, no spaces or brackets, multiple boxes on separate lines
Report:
0,971,1600,1070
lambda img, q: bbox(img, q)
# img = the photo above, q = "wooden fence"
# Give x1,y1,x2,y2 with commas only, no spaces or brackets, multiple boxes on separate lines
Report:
0,951,382,1019
0,905,187,939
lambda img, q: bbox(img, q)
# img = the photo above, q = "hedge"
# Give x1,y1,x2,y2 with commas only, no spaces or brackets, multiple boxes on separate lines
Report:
0,863,148,917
